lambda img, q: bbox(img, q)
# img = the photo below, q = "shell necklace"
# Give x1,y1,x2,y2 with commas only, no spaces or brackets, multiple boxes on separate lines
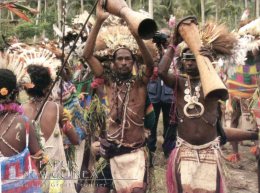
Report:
183,76,205,118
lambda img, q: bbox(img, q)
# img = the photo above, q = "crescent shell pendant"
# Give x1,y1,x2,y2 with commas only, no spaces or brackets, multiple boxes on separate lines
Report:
183,101,205,118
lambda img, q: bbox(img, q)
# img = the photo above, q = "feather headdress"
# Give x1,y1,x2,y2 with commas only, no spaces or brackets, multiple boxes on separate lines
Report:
238,18,260,37
72,10,95,26
223,18,260,77
95,25,139,57
94,14,158,62
237,18,260,54
200,22,237,58
1,43,61,88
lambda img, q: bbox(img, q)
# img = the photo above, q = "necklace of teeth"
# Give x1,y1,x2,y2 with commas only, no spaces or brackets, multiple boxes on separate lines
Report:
183,76,205,118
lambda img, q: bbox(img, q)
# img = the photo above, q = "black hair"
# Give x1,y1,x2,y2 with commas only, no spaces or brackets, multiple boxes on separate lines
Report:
0,69,17,101
112,47,136,62
25,65,52,97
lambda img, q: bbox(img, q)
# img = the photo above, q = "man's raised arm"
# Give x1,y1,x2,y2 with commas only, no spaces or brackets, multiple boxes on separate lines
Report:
82,2,109,77
158,32,179,87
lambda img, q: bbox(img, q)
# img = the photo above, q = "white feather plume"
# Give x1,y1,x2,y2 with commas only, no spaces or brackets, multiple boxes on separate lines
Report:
3,43,61,86
238,18,260,36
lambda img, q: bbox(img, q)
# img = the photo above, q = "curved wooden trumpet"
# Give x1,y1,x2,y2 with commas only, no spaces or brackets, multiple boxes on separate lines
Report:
176,16,228,100
102,0,157,40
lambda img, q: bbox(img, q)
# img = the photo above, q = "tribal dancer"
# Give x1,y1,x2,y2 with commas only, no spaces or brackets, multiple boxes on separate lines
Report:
83,1,154,193
226,17,260,162
159,17,257,193
51,66,88,193
22,65,79,193
160,45,228,193
0,52,42,193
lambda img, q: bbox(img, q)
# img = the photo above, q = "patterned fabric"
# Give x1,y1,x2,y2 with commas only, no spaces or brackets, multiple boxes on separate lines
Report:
62,83,87,143
0,116,42,193
227,63,259,98
166,137,227,193
227,79,257,98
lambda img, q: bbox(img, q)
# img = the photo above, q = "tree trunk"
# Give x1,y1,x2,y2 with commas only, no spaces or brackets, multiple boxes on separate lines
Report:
244,0,248,8
256,0,260,18
43,0,47,38
57,0,62,30
127,0,131,8
80,0,84,13
10,12,14,21
34,0,41,42
36,0,41,26
44,0,47,14
201,0,205,25
234,13,237,30
215,1,218,22
149,0,153,19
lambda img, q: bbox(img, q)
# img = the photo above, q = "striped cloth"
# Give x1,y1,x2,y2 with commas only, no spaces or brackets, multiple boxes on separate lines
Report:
166,137,228,193
227,63,259,98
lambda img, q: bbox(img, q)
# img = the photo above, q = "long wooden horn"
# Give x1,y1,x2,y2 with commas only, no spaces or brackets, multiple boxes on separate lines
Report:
176,16,228,100
102,0,157,40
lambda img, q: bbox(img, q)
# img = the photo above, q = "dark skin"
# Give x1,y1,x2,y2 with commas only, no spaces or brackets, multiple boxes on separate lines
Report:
22,69,79,145
159,29,259,191
158,48,258,145
83,1,153,193
0,90,41,170
0,113,40,157
159,48,219,145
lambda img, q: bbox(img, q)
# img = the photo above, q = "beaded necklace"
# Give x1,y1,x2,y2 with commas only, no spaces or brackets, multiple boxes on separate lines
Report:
108,75,145,144
112,76,135,124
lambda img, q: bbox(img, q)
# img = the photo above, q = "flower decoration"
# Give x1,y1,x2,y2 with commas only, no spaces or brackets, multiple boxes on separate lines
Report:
0,103,23,114
0,87,9,96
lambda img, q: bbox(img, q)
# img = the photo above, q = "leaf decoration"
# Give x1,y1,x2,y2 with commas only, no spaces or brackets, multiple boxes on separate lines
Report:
12,3,38,15
0,2,38,22
6,5,31,22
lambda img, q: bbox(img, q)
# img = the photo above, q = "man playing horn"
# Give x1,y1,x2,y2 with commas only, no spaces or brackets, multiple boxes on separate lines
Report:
159,22,258,192
159,40,228,192
82,2,154,193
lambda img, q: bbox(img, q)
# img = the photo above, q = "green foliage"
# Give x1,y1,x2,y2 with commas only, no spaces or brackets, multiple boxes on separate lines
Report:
0,0,259,45
153,4,169,28
15,22,40,39
0,2,58,44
